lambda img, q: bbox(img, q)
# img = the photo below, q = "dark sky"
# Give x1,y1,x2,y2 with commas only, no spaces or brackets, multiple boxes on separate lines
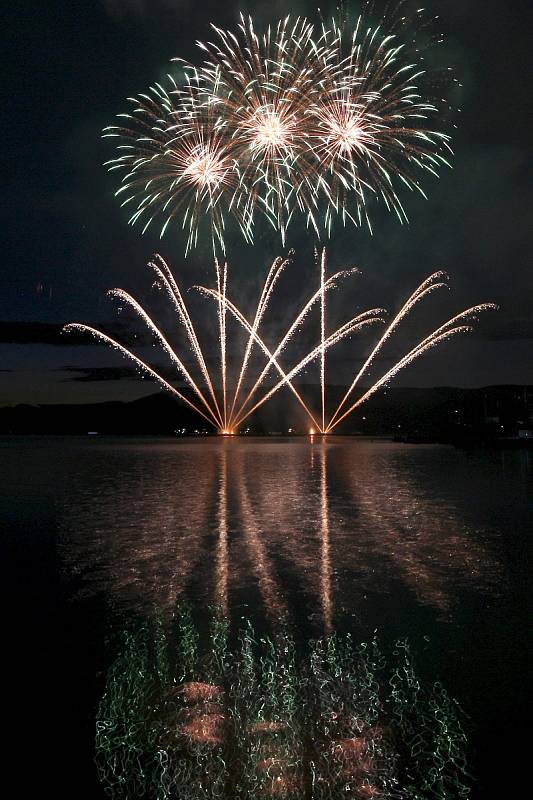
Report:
2,0,532,405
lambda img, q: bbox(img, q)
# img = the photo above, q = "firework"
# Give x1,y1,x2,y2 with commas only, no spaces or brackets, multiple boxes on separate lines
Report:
104,76,249,253
303,11,454,234
104,5,454,251
64,250,495,434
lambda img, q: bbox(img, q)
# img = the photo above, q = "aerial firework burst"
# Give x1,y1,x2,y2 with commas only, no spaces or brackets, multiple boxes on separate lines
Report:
303,13,454,235
104,4,455,252
64,251,495,434
105,75,249,253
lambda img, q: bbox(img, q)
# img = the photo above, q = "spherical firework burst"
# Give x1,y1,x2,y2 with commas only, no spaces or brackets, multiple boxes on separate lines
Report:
193,16,337,243
304,13,454,234
104,5,454,252
104,75,250,253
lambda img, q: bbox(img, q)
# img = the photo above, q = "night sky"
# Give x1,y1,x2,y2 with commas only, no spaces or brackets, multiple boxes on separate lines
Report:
2,0,532,406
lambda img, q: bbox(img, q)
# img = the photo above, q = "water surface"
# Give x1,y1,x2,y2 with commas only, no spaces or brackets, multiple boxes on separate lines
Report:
2,436,531,798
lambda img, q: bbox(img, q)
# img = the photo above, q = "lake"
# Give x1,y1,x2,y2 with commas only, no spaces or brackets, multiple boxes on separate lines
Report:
2,436,531,798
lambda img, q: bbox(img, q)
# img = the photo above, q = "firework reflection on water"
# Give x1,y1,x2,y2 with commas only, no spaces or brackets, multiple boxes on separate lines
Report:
57,438,501,629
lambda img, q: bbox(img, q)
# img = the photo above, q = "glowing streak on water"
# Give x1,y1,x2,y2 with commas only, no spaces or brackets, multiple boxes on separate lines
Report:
236,457,288,621
319,444,333,634
215,447,228,614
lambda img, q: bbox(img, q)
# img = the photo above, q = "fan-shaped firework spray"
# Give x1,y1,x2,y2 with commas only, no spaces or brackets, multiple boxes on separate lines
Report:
64,251,495,434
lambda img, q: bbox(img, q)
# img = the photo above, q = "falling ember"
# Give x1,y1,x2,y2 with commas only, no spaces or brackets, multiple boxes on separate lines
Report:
64,250,495,435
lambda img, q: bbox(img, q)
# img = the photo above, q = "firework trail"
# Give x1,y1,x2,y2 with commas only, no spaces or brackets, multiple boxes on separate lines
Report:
64,251,495,435
150,254,223,424
327,271,450,431
62,322,216,427
215,258,228,430
104,5,454,252
228,253,291,424
198,265,379,430
222,265,368,426
225,301,384,432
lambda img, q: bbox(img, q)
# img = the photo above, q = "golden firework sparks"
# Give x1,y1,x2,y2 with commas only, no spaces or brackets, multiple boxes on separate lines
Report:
64,251,495,435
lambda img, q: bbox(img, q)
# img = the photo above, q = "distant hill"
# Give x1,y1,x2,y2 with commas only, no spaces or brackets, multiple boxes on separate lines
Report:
1,385,531,440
